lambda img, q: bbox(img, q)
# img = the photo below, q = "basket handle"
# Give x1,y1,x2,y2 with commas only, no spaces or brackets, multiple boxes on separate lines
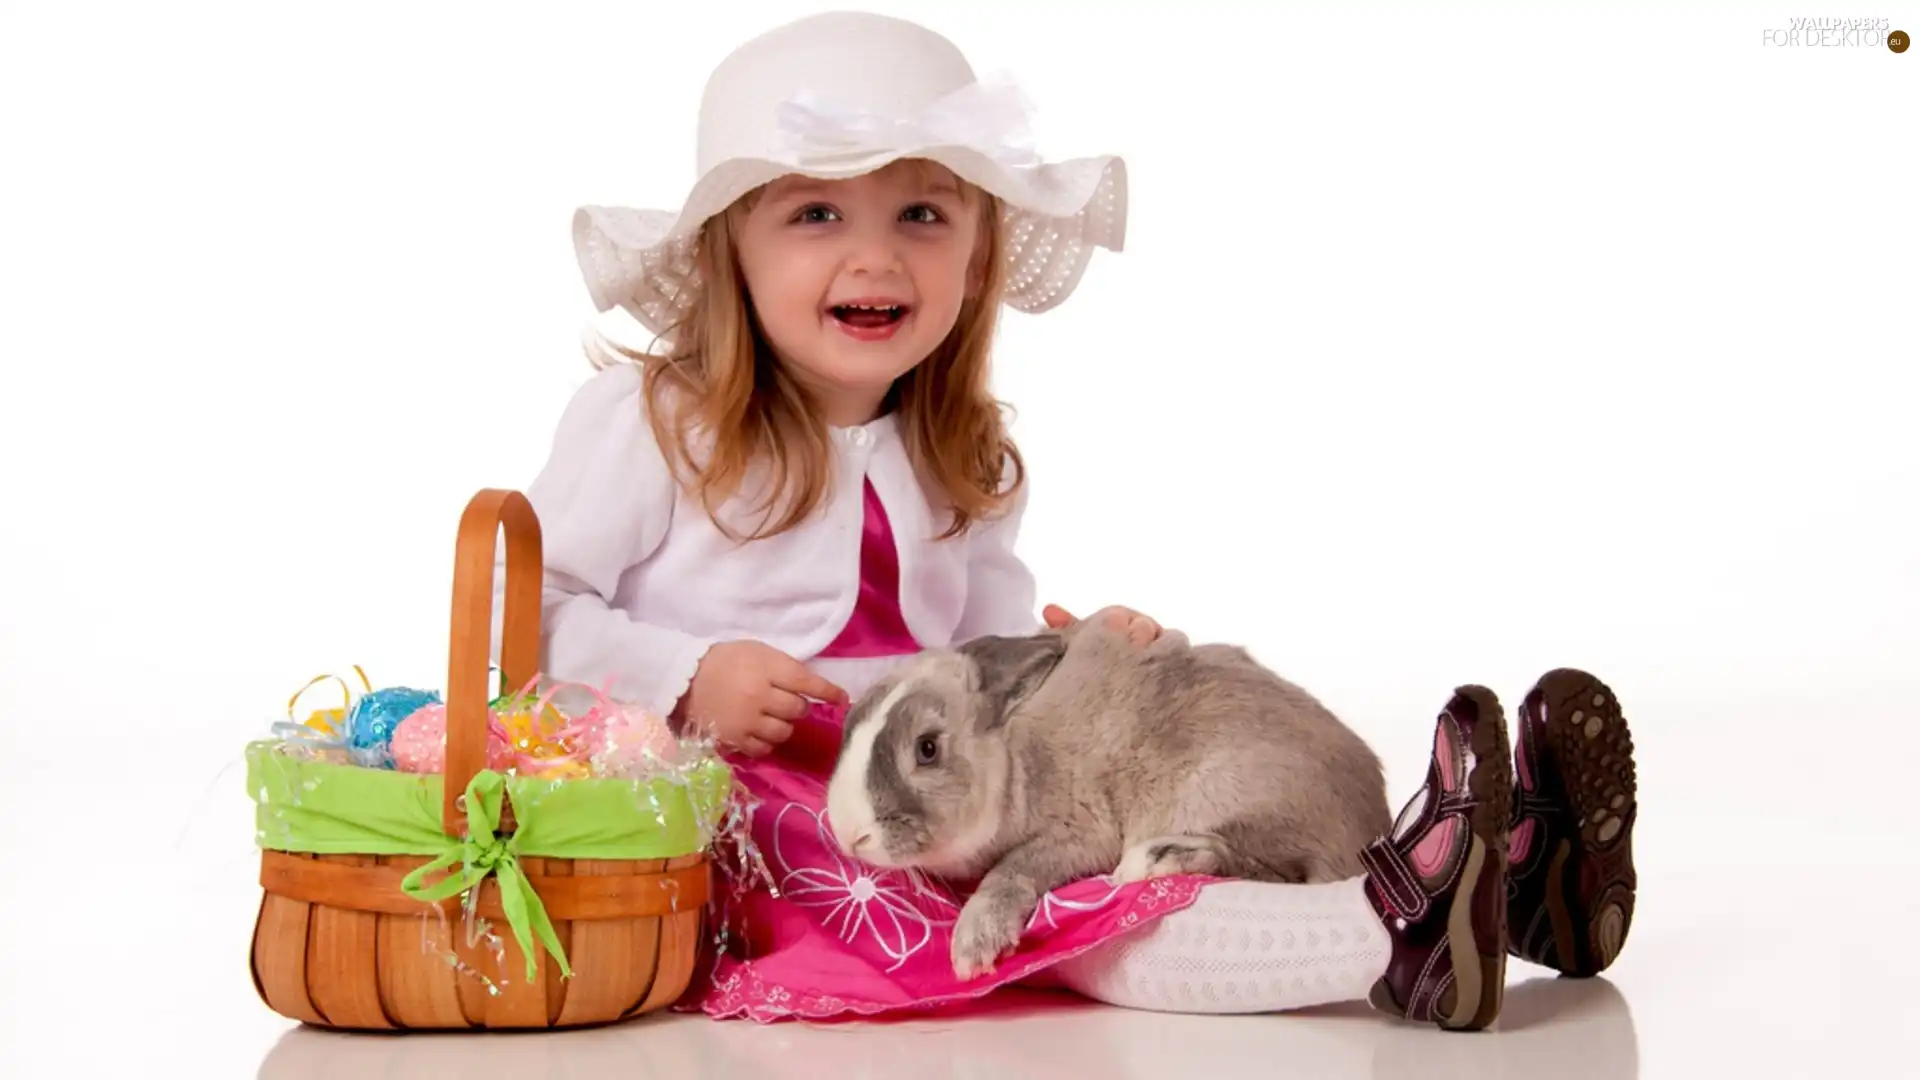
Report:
444,488,542,837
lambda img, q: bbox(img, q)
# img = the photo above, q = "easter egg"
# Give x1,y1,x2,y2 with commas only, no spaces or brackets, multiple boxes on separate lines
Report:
346,686,443,764
302,707,348,738
496,697,575,763
389,704,514,775
507,724,569,761
586,707,680,778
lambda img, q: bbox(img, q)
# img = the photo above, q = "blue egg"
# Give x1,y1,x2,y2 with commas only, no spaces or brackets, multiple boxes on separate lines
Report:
346,686,443,766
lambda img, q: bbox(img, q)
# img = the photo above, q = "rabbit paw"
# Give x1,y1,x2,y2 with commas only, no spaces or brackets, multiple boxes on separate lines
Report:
951,890,1028,980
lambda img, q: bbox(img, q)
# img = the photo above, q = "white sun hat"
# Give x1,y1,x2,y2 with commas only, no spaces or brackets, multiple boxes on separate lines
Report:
572,10,1128,346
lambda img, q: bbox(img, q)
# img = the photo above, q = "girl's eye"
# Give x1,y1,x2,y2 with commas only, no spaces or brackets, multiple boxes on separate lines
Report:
915,735,940,766
793,204,840,224
901,204,945,224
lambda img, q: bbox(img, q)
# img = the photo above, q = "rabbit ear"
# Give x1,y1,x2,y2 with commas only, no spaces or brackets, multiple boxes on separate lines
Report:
958,632,1067,730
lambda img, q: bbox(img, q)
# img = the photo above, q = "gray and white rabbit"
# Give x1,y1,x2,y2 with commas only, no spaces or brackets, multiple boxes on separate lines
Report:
823,617,1392,980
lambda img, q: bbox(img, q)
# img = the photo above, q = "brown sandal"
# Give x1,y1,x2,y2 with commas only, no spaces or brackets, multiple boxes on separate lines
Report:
1360,686,1514,1032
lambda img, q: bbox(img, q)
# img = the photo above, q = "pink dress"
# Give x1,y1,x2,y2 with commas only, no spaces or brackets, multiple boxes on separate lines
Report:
686,479,1207,1022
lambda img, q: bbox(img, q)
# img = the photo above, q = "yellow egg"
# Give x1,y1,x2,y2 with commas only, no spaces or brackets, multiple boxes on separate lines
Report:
495,699,576,760
303,708,347,738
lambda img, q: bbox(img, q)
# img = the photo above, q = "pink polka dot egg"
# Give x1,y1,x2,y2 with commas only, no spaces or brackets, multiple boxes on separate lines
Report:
389,704,514,774
581,705,680,776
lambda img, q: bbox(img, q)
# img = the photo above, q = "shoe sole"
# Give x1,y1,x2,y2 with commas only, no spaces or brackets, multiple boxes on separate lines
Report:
1454,685,1514,1031
1524,669,1638,977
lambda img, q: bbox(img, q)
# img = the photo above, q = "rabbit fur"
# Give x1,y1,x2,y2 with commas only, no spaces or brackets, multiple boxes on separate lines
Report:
822,618,1391,980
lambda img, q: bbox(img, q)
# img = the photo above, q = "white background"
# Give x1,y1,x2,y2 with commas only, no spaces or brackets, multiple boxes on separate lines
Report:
1,2,1915,1077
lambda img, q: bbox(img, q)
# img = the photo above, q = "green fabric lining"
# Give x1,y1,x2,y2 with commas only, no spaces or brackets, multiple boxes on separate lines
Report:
246,739,732,860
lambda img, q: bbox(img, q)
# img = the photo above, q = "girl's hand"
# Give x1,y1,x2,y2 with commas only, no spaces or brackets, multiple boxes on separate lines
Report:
1042,603,1163,649
674,640,849,757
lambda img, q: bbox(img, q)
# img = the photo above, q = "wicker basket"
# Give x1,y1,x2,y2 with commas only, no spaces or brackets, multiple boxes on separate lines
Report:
247,488,722,1031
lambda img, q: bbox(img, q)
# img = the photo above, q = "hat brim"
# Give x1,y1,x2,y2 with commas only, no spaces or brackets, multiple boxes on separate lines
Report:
573,145,1127,343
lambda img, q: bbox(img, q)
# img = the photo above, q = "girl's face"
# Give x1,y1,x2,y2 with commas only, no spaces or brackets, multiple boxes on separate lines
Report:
734,161,986,426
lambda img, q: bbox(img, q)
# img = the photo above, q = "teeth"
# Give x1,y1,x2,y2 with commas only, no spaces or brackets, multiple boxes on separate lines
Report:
839,303,901,312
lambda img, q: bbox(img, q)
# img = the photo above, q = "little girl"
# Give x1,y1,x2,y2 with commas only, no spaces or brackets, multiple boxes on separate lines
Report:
522,11,1639,1031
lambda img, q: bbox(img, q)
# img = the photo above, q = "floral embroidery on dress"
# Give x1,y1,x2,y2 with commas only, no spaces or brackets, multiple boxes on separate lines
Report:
690,872,1212,1023
769,801,962,972
1027,874,1128,932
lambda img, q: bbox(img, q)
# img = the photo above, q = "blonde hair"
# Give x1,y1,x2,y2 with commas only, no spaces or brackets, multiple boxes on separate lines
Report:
595,164,1023,543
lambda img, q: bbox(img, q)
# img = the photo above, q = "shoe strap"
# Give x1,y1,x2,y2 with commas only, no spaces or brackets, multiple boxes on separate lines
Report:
1360,836,1431,922
1514,789,1558,820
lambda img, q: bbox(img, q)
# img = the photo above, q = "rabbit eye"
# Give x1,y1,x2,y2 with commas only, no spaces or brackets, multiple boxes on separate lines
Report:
915,734,940,766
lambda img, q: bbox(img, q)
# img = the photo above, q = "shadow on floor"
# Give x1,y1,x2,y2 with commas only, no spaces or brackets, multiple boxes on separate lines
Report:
255,976,1636,1080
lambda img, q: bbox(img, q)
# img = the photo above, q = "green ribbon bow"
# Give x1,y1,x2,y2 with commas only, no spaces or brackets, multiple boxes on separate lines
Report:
399,770,573,983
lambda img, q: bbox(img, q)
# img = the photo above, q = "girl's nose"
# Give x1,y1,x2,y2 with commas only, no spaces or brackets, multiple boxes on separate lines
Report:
841,225,905,275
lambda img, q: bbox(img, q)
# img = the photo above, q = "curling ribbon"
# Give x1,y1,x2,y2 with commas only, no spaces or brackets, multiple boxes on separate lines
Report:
270,666,372,752
289,665,371,734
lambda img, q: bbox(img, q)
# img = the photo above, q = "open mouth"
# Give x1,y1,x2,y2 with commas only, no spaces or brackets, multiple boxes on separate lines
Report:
828,302,910,330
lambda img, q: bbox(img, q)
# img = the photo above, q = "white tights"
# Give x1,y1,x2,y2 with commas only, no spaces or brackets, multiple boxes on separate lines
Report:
1043,876,1393,1014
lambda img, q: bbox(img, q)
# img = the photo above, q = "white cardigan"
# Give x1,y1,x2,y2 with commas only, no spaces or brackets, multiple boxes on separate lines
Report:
510,363,1042,717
